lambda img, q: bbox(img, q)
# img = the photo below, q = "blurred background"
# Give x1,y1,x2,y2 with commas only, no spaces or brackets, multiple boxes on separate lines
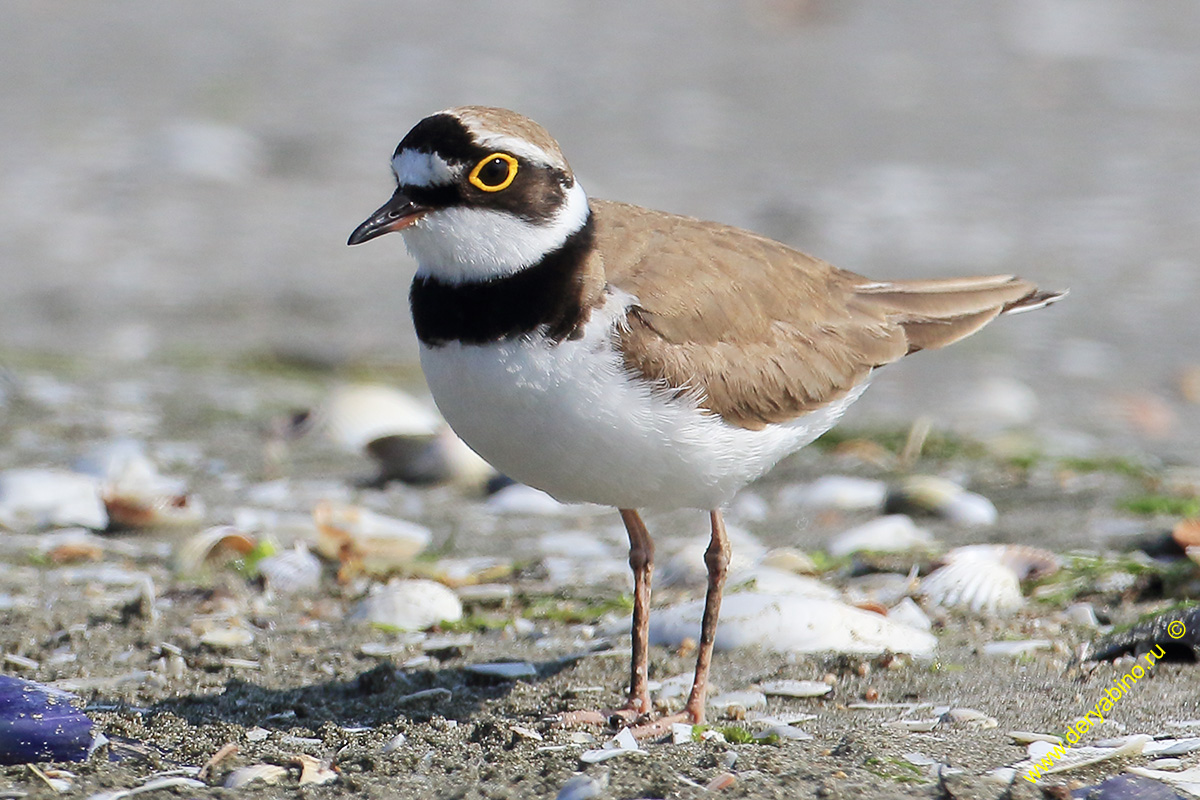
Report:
1,0,1197,462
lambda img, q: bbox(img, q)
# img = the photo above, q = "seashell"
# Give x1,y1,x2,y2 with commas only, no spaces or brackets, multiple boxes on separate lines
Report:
257,544,322,594
555,772,609,800
381,732,407,753
580,727,641,764
350,579,462,632
759,724,813,741
919,544,1059,615
888,597,932,632
757,679,833,698
291,753,337,785
1065,602,1101,629
78,440,203,529
944,708,998,729
36,528,108,563
0,468,108,531
886,475,998,526
224,763,289,788
485,483,581,515
844,568,921,607
465,662,538,680
758,547,818,575
173,526,257,575
783,475,888,511
886,718,941,733
981,639,1052,657
321,384,442,448
705,773,737,792
729,567,840,600
827,515,934,557
423,556,513,587
672,723,696,744
199,625,255,649
920,557,1020,615
708,690,767,713
366,429,496,490
314,501,431,579
648,593,936,657
313,384,498,489
0,676,95,765
1010,731,1063,745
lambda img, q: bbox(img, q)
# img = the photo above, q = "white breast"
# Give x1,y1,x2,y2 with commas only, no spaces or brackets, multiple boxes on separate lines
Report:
419,293,867,510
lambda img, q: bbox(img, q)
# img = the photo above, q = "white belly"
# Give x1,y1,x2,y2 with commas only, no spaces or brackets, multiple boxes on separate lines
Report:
419,297,866,510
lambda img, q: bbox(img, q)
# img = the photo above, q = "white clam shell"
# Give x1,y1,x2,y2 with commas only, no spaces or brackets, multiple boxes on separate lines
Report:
648,593,936,657
321,384,442,449
350,579,463,632
757,679,833,698
784,476,888,511
828,515,934,557
890,476,998,527
0,468,108,531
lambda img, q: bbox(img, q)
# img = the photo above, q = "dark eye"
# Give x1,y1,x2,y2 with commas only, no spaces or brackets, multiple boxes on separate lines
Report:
469,153,518,192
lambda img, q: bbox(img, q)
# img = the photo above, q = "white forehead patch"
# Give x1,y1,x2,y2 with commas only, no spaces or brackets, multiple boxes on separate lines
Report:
393,149,457,187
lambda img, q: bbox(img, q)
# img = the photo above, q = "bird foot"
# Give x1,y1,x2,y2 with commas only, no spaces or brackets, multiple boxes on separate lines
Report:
555,706,702,741
554,704,646,729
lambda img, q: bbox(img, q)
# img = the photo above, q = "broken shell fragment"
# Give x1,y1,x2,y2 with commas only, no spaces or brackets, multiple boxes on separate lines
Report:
314,500,431,579
173,526,257,575
224,763,289,788
756,679,833,698
97,452,203,529
350,579,463,632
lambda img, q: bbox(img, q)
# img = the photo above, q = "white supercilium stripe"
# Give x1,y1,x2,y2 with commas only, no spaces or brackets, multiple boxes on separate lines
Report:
469,131,559,168
403,180,590,284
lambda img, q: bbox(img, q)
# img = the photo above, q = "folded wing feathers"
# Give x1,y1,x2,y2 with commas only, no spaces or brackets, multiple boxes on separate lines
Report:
853,275,1065,354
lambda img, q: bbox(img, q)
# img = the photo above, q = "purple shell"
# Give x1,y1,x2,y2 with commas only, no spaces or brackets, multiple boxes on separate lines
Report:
0,675,94,764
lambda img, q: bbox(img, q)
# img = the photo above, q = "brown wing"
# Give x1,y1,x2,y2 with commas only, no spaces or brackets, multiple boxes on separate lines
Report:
591,200,1062,431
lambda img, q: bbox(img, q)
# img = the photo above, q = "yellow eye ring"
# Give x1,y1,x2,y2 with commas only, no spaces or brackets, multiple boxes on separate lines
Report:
468,153,519,192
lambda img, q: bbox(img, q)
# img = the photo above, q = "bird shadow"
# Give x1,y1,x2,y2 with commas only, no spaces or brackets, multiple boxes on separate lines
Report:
147,656,585,731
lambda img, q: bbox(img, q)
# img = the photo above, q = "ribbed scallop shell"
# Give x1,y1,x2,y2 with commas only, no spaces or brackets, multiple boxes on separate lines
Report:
919,544,1059,615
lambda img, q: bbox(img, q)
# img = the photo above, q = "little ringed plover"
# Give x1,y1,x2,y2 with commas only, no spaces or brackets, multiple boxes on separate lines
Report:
348,106,1064,727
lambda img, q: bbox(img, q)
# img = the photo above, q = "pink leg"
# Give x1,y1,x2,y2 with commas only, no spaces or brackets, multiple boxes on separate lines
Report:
619,508,655,715
683,509,730,723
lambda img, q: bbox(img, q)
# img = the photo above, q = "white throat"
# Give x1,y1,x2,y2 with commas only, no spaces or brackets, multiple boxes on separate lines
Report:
402,181,590,285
